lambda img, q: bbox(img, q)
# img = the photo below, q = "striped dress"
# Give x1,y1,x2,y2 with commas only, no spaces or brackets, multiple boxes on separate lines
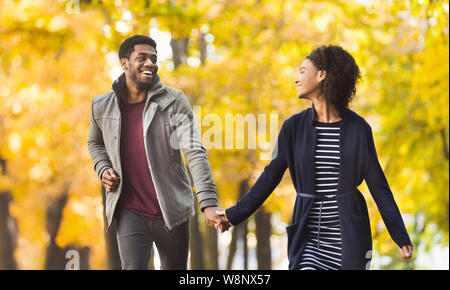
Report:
298,120,343,270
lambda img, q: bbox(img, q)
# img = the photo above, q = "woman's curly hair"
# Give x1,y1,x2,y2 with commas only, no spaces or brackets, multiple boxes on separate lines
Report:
306,45,361,113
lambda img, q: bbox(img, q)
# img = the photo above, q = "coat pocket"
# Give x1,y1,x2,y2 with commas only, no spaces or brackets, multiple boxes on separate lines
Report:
350,214,372,239
286,220,308,270
163,163,193,214
164,122,177,157
349,213,373,268
286,222,301,255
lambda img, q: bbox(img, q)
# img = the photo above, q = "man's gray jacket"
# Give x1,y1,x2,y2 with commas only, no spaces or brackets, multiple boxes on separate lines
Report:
88,73,218,231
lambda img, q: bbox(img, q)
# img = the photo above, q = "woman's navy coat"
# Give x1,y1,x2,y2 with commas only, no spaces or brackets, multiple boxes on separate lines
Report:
225,103,412,270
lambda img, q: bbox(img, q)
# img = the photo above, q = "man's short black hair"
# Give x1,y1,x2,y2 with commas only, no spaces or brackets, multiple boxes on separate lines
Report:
118,35,157,60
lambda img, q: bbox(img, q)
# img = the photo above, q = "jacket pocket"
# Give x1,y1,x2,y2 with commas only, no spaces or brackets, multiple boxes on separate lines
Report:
350,213,373,265
164,122,176,157
286,222,301,250
164,163,193,214
286,221,308,269
350,213,371,239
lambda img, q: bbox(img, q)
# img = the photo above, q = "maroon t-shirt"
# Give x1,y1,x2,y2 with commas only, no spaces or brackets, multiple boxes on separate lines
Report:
117,97,162,217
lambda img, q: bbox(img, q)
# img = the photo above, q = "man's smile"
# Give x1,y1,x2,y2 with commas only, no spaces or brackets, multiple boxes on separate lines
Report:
140,69,154,78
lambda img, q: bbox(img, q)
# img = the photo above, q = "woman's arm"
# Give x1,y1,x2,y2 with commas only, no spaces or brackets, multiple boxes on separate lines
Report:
364,124,413,253
225,120,289,225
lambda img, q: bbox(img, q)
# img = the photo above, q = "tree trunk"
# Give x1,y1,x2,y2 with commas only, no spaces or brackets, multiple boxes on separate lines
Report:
205,225,218,269
101,186,121,270
239,179,249,270
0,157,18,270
0,191,17,270
226,178,249,270
186,167,204,270
170,37,189,69
44,191,90,269
44,191,69,269
255,207,272,269
199,32,207,66
242,217,249,270
226,224,238,270
189,203,205,269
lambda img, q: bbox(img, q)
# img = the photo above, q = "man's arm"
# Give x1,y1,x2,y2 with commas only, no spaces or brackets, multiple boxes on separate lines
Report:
87,99,113,181
171,91,218,211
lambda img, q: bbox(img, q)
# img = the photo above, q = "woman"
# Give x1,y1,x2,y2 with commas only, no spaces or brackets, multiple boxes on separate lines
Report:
218,45,413,270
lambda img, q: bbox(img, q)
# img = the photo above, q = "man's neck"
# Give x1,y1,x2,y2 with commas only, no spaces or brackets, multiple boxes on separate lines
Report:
123,77,148,103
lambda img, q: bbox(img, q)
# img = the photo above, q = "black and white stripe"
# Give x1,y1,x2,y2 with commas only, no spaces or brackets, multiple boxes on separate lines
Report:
298,120,342,270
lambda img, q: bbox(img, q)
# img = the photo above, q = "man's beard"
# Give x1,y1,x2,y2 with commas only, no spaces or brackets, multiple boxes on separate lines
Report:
129,70,154,89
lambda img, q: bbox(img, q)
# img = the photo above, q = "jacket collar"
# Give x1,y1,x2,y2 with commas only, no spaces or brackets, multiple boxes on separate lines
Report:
112,72,165,102
307,102,351,125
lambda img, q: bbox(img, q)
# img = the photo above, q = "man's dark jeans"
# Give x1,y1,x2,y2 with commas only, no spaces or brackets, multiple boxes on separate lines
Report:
115,208,190,270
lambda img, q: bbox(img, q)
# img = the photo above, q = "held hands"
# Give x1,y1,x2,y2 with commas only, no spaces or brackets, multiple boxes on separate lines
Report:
216,209,233,232
102,168,120,192
204,207,233,233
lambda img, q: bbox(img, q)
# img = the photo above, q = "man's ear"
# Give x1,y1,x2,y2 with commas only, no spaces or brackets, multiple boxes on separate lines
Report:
120,58,128,71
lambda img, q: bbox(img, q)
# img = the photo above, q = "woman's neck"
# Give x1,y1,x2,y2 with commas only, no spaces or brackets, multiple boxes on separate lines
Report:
312,97,342,123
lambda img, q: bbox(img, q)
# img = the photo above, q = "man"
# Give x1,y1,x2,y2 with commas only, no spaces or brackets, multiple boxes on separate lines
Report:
88,35,229,270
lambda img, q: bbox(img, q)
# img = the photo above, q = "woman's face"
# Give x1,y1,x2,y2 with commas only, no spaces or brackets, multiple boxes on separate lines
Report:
295,58,325,100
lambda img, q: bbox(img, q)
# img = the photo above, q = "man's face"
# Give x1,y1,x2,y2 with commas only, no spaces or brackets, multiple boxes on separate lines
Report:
121,44,158,89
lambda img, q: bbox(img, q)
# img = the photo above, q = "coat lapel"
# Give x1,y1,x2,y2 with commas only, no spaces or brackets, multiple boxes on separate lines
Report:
305,104,317,196
143,102,158,137
142,91,175,137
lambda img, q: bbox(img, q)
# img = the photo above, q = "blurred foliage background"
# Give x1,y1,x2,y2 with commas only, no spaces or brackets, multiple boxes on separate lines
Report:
0,0,448,270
